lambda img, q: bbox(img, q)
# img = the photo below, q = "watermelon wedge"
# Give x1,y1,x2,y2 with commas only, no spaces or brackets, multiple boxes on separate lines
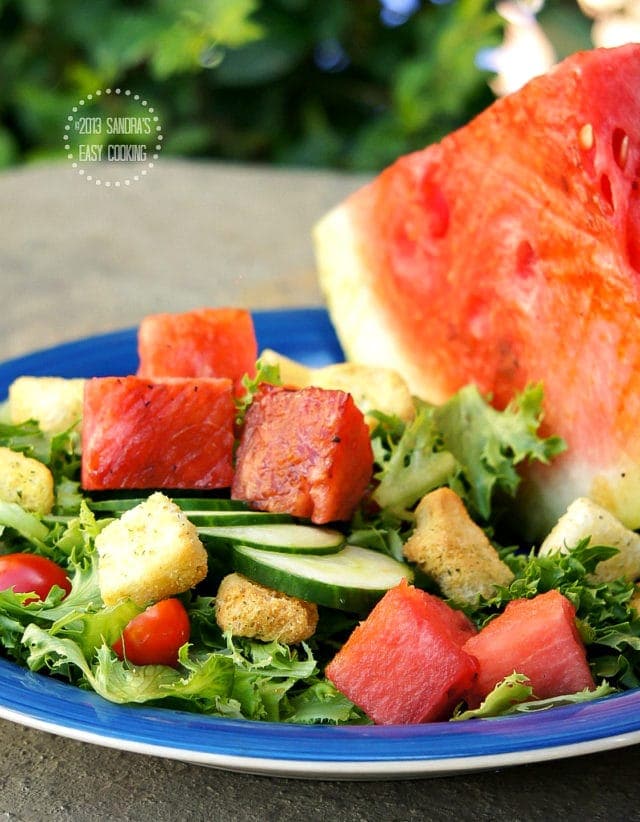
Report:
314,44,640,539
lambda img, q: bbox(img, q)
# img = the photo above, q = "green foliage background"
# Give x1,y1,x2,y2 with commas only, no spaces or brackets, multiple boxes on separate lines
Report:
0,0,592,172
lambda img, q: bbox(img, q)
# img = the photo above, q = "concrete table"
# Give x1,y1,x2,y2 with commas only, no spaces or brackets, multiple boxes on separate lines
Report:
0,160,638,821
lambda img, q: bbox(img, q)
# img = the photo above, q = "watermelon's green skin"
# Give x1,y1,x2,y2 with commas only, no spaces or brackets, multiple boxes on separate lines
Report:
325,580,478,724
462,590,594,706
314,45,640,539
82,376,235,490
137,308,257,396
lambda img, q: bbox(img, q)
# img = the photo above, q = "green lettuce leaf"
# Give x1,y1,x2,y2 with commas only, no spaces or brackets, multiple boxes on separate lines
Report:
453,673,614,720
371,404,457,513
433,383,565,520
234,358,281,426
369,383,564,522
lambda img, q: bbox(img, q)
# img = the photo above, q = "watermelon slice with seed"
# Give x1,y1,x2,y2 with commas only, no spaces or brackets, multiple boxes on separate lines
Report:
314,44,640,540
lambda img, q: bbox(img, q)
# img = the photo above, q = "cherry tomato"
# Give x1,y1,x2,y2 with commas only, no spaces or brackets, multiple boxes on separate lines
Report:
112,598,190,667
0,553,71,603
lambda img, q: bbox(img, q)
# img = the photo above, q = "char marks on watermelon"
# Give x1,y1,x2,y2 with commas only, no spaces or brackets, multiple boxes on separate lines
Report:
232,384,373,523
314,45,640,538
82,376,235,490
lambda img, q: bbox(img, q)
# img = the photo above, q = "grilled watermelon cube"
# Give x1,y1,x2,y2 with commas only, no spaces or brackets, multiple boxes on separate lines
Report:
462,590,595,707
314,44,640,540
82,376,235,490
325,580,478,725
232,384,373,524
137,307,257,396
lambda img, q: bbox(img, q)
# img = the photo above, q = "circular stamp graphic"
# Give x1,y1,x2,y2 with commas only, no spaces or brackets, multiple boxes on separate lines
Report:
64,89,163,187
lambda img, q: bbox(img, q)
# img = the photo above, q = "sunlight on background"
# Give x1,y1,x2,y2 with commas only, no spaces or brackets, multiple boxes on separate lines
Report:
480,0,640,97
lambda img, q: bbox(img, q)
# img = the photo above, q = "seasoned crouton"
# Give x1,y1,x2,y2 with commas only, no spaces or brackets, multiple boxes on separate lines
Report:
0,446,54,515
96,492,208,606
259,349,415,428
539,497,640,582
402,487,513,604
215,572,318,644
9,376,85,434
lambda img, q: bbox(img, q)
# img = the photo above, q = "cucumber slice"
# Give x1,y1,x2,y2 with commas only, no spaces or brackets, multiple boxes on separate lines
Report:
187,510,292,526
199,523,344,554
231,544,413,612
88,497,251,513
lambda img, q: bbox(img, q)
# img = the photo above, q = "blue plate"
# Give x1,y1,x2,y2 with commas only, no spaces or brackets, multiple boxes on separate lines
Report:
1,307,640,779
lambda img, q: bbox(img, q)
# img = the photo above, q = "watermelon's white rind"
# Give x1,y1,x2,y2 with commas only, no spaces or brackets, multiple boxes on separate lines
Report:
313,204,449,405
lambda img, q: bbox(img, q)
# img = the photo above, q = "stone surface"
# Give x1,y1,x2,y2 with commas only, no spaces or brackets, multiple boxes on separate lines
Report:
0,160,367,360
0,160,639,820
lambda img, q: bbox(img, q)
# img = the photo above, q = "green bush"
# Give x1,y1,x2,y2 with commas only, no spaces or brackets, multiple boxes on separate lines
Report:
0,0,591,172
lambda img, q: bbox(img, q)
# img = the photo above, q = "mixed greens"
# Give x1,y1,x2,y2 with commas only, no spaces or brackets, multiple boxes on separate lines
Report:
0,377,639,724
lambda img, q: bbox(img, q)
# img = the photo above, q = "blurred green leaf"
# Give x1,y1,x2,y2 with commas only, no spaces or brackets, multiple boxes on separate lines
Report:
3,0,590,173
0,127,17,167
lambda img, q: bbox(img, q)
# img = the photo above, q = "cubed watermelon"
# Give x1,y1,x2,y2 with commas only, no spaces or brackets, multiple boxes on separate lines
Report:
82,376,235,490
462,590,595,706
232,385,373,524
325,580,478,725
137,308,257,396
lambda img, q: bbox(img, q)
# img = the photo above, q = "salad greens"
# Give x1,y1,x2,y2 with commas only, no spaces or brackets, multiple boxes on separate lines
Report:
0,380,639,724
368,383,564,522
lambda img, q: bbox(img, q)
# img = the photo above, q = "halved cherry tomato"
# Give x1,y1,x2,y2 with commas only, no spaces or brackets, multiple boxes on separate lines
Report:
0,553,71,603
112,598,190,667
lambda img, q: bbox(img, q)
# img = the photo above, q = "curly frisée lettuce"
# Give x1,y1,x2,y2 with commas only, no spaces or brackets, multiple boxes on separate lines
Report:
452,673,615,720
21,620,363,723
369,383,565,522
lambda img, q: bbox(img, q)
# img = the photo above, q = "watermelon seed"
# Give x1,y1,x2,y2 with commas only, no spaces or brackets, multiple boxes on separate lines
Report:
578,123,594,152
612,128,629,171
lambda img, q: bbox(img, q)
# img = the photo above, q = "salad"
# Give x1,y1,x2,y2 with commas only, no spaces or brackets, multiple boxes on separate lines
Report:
0,310,639,727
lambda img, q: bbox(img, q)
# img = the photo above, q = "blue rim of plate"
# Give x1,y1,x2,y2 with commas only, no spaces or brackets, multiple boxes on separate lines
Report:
2,306,640,779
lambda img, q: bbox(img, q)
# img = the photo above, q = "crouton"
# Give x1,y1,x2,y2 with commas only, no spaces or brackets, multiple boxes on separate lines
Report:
95,492,208,606
0,447,54,515
215,572,318,644
539,497,640,582
259,350,415,428
629,586,640,614
402,487,514,604
9,376,85,434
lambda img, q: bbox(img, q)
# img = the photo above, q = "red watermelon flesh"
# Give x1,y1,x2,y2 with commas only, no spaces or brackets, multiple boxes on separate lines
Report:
314,45,640,539
232,384,373,523
137,308,257,396
325,580,478,724
462,590,595,707
82,376,235,490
